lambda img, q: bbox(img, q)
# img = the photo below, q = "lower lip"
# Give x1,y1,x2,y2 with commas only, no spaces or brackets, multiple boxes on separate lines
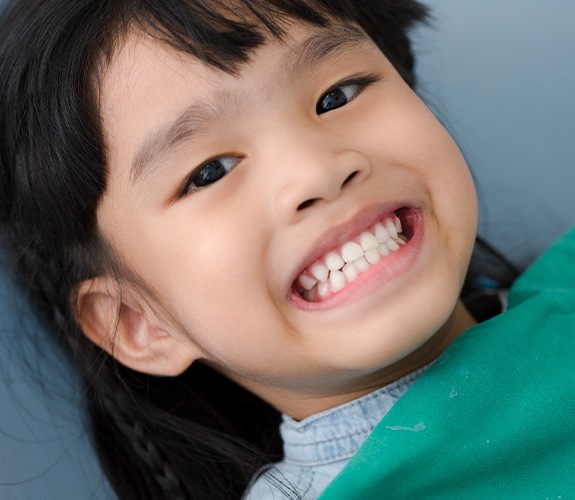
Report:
288,211,424,311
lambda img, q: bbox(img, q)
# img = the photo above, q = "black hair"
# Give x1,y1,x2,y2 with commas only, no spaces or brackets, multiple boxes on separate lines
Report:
0,1,430,498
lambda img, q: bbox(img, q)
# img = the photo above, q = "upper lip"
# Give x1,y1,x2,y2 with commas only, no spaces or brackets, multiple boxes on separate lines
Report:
287,202,410,293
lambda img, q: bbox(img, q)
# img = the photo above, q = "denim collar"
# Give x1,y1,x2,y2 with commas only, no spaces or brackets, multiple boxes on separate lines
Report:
280,367,427,466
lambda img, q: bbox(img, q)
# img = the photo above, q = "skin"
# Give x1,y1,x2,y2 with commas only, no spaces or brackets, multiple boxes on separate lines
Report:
83,21,478,420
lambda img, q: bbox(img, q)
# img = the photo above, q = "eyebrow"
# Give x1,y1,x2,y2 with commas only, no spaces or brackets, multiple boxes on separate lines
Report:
281,24,369,82
130,102,217,184
130,24,370,185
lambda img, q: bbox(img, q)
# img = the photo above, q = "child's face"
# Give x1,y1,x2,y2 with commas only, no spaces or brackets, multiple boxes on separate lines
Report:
96,21,477,417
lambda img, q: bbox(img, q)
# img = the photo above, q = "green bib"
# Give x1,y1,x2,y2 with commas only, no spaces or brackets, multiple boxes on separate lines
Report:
320,228,575,499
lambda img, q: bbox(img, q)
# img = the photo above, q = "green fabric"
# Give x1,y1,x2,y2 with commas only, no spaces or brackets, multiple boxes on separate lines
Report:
320,227,575,499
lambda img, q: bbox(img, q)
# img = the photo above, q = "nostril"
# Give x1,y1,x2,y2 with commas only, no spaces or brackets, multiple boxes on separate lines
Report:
297,198,318,211
342,171,358,187
296,171,359,211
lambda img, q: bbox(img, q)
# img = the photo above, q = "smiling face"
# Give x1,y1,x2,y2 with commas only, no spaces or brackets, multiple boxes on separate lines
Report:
92,21,478,418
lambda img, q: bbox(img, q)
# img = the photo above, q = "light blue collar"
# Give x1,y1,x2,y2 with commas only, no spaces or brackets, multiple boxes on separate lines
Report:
280,367,427,466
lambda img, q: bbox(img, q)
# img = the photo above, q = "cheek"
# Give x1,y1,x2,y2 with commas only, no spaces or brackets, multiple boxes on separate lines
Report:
380,90,477,229
136,212,276,339
366,88,478,277
357,87,439,165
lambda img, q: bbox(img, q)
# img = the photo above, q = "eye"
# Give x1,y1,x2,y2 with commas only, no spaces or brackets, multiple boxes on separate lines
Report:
182,155,240,194
316,76,378,115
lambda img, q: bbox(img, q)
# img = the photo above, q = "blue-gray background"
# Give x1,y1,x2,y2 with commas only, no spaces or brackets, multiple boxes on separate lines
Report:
1,1,574,498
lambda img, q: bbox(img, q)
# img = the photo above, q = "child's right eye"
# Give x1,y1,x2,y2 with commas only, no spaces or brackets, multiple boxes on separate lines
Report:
182,155,240,195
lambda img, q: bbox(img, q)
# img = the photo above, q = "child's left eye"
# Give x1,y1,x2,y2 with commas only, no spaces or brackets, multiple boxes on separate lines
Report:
316,76,378,115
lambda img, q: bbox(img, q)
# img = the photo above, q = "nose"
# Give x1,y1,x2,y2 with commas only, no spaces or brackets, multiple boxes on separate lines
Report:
272,132,372,222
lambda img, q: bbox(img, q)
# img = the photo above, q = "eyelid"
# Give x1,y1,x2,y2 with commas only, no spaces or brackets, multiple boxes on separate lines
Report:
322,73,381,100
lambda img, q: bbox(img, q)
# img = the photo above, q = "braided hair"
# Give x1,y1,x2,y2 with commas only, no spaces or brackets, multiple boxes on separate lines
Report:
0,0,428,498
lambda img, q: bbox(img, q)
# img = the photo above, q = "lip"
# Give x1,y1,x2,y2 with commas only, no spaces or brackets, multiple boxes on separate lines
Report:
287,204,423,310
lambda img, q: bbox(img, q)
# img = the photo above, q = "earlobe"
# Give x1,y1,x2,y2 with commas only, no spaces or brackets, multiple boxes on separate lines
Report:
75,276,198,376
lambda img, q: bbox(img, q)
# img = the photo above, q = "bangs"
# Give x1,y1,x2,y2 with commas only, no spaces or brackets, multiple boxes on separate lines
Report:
118,0,355,72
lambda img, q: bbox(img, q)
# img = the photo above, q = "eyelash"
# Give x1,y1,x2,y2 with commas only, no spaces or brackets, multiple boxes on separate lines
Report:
179,74,380,197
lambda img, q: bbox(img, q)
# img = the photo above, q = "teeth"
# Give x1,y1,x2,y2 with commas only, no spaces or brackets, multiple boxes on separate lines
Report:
325,251,344,271
342,263,359,282
318,281,330,297
385,218,398,239
365,248,381,265
296,213,409,301
298,274,318,290
385,239,400,252
341,241,364,263
378,243,391,257
354,256,370,273
374,223,390,243
360,232,379,251
329,270,346,291
310,263,329,282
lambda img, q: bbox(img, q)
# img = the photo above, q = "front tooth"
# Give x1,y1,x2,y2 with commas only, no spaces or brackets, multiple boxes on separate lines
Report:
310,263,329,282
375,223,390,243
342,263,359,282
386,239,400,252
354,256,370,273
365,248,381,265
341,242,364,263
298,274,318,291
360,232,379,251
329,270,346,292
325,251,344,271
385,218,398,239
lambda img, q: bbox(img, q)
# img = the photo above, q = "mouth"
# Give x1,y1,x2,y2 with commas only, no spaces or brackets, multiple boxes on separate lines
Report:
291,207,418,304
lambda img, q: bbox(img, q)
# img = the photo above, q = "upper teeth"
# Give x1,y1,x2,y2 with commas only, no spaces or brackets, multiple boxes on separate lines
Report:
296,214,405,301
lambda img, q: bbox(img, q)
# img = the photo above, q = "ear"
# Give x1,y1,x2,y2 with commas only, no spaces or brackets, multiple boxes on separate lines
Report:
75,276,199,376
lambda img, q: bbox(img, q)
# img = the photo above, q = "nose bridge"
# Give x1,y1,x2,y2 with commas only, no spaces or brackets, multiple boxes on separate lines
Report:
268,123,370,220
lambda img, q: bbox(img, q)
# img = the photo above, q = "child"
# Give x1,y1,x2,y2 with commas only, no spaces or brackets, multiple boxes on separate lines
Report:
0,1,573,499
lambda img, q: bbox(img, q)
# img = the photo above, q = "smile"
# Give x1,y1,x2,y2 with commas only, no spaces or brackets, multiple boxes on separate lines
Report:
292,208,417,303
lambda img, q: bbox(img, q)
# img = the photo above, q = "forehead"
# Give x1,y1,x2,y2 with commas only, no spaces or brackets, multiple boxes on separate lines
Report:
101,20,370,93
